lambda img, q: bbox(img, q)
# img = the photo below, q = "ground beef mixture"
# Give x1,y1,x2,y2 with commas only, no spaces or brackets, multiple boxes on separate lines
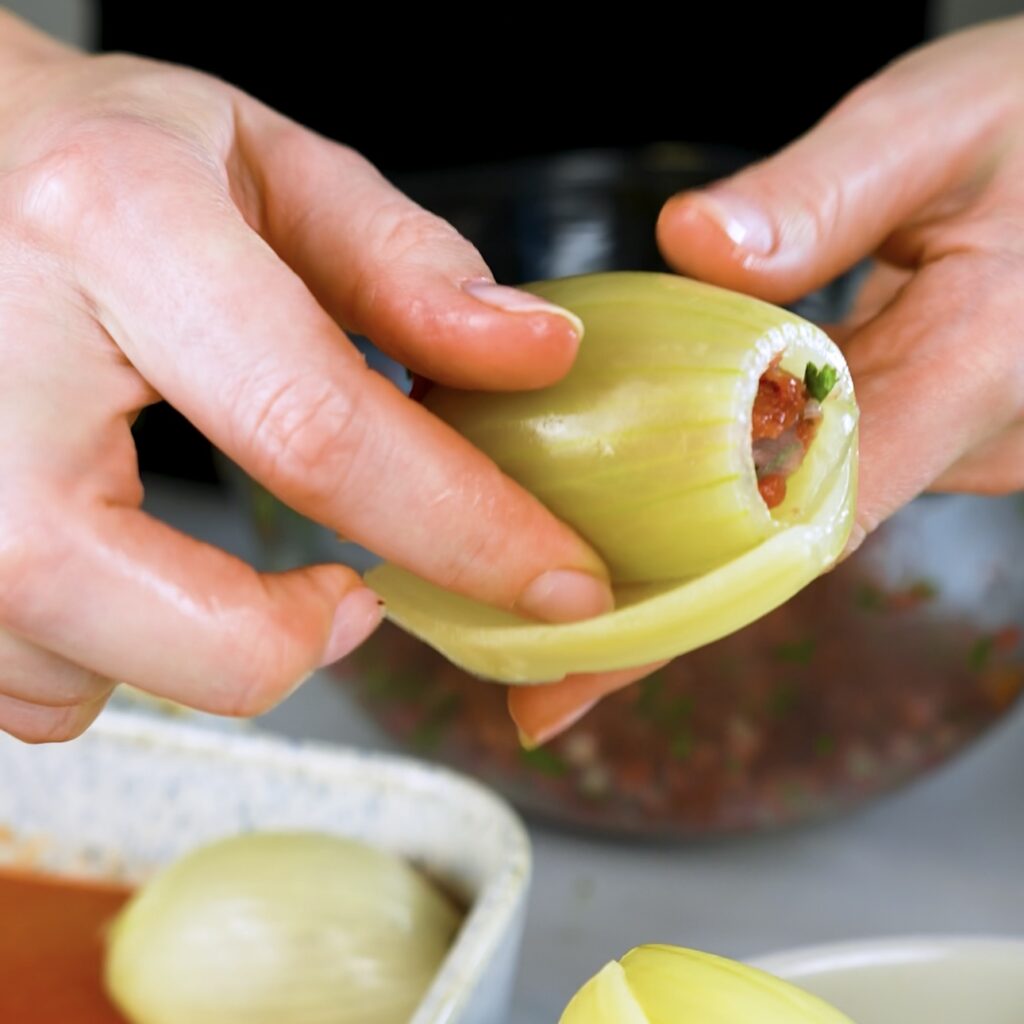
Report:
752,360,821,509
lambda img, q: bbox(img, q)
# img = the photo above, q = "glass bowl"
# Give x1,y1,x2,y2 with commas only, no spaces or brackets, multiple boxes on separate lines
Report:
328,493,1024,836
233,476,1024,839
225,147,1023,837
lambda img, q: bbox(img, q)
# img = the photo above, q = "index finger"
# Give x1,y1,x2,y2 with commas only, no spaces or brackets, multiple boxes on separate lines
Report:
75,175,613,622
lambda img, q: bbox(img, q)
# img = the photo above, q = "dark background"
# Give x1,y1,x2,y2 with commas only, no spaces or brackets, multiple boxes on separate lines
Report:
98,1,930,482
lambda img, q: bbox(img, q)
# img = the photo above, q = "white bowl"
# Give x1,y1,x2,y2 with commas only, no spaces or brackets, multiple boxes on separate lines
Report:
0,710,531,1024
753,936,1024,1023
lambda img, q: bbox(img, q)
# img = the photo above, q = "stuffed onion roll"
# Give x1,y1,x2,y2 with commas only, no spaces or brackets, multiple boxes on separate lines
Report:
367,272,858,683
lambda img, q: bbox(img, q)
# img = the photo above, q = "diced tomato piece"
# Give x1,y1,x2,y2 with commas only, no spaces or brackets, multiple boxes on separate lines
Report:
753,361,818,510
758,474,788,509
753,363,808,441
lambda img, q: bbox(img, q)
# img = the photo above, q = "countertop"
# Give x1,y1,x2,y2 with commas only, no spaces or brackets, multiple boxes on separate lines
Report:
142,479,1024,1024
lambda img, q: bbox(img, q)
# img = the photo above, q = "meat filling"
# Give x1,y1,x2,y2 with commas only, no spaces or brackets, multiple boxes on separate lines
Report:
752,360,822,509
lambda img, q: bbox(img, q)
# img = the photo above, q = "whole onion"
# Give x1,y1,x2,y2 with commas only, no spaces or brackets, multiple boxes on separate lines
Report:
105,832,461,1024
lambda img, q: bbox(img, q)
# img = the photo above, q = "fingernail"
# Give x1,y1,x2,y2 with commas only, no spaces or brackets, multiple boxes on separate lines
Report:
528,705,599,747
318,588,385,667
517,727,539,751
510,698,600,749
687,189,776,255
462,278,585,339
515,569,614,624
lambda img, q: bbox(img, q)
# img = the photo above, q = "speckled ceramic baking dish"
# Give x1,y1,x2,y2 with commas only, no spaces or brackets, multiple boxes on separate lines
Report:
0,710,532,1024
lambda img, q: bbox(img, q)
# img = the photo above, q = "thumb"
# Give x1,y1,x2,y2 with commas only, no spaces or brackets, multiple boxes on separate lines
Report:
656,23,1015,303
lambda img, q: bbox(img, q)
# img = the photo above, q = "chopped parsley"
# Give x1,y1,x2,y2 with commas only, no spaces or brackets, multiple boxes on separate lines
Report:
520,746,569,777
968,635,996,673
804,362,839,402
773,637,817,665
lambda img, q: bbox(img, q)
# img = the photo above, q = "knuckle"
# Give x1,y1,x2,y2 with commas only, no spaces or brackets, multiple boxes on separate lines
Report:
368,200,467,265
5,704,90,745
775,167,845,250
10,116,227,246
347,201,480,342
423,473,514,597
216,674,290,719
0,504,69,631
239,371,371,509
830,71,894,126
208,624,312,719
940,251,1024,393
438,530,498,593
11,143,107,240
190,570,325,719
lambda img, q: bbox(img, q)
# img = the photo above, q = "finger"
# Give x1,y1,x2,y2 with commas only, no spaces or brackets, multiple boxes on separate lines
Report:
0,484,383,716
844,251,1024,538
656,21,1020,303
234,102,583,391
72,174,611,621
0,627,113,707
0,692,109,745
932,420,1024,493
508,661,668,747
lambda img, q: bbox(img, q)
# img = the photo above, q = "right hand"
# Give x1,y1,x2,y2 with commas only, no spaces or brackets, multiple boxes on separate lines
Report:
512,16,1024,745
0,10,616,742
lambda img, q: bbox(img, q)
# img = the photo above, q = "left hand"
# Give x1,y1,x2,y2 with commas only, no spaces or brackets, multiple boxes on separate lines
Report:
510,17,1024,744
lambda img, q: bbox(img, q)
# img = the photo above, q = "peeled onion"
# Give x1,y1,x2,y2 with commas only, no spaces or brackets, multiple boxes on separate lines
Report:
105,832,461,1024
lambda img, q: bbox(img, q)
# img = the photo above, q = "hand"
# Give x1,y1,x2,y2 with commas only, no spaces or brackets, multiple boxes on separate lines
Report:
0,11,615,742
510,17,1024,744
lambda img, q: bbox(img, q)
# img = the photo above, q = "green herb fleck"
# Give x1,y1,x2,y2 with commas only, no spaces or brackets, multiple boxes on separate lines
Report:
968,635,997,673
773,637,817,665
634,675,665,720
634,675,692,730
854,583,887,612
361,670,423,703
780,780,810,809
670,733,693,760
662,695,695,728
814,735,836,755
410,694,461,752
908,580,939,602
804,362,839,402
520,746,569,777
768,682,801,718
